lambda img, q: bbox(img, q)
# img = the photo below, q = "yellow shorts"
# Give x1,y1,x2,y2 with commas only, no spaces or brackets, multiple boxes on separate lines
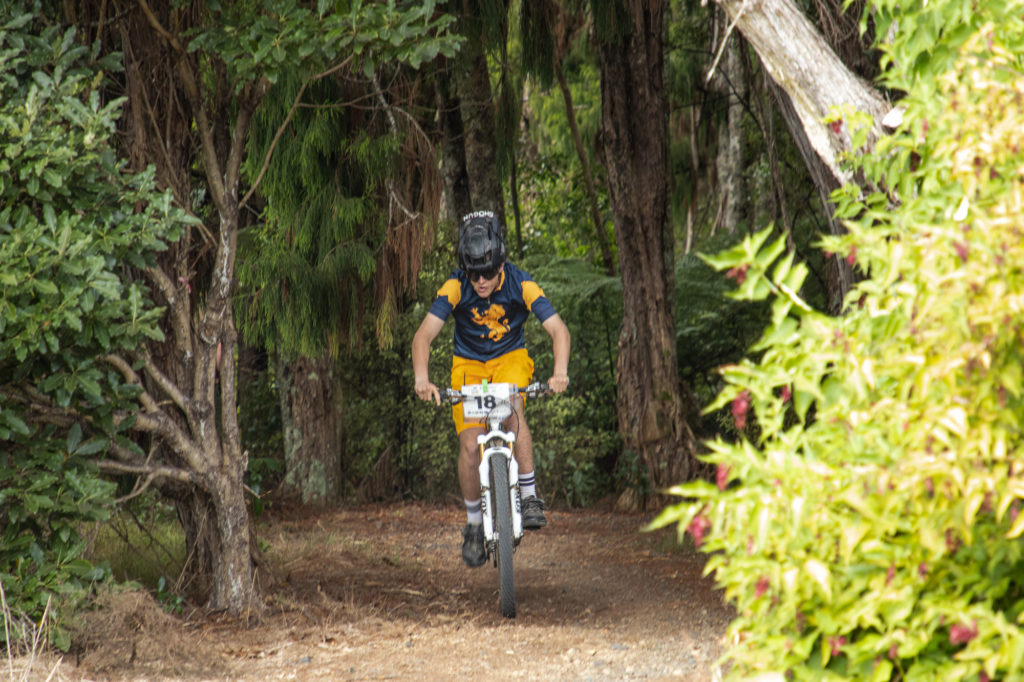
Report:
450,348,534,434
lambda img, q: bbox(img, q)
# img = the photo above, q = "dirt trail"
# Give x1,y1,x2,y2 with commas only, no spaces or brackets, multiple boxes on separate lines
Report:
61,502,733,681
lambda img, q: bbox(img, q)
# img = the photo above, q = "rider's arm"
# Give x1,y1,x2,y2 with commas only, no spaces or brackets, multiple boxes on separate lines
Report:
412,312,446,404
541,313,571,393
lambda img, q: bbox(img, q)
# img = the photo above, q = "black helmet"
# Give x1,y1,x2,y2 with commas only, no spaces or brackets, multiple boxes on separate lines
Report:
457,210,506,279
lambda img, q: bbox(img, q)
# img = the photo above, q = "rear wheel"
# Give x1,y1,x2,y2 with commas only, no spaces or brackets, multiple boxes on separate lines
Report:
490,452,515,618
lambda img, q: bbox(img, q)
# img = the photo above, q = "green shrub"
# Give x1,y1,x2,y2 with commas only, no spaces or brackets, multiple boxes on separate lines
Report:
0,15,187,648
653,19,1024,682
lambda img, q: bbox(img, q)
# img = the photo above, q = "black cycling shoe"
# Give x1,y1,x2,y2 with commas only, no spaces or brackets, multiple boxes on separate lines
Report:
461,523,486,568
522,495,548,530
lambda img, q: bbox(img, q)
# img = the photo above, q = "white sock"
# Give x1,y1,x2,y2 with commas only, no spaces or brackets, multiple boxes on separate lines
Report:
465,498,482,525
519,471,537,498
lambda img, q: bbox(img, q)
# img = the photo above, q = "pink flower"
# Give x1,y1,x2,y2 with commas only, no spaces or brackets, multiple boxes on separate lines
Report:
732,390,751,431
687,513,711,548
716,464,731,491
954,241,969,263
726,264,749,284
946,529,961,553
949,621,978,645
755,576,770,598
828,635,847,656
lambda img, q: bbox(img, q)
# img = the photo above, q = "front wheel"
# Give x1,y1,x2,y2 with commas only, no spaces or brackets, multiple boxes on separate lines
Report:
490,452,515,618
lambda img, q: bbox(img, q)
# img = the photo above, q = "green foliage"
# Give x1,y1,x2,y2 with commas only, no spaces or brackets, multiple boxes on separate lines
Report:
233,0,461,356
237,72,395,356
524,256,621,503
238,362,283,515
674,237,771,404
85,499,185,595
530,391,619,507
0,15,188,647
652,11,1024,680
337,304,443,499
516,147,612,265
187,0,461,88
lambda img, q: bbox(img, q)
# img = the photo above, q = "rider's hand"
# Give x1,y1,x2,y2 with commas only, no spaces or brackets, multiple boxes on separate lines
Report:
415,378,441,405
548,373,569,394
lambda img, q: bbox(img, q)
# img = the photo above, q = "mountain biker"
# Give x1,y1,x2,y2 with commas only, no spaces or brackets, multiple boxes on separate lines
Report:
412,210,571,568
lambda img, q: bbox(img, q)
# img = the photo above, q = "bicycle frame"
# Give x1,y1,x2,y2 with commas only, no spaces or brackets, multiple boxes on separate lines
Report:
477,418,523,554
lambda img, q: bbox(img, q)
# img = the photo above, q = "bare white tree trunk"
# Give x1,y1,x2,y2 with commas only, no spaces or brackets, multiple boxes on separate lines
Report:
723,36,745,233
716,0,889,186
715,0,893,309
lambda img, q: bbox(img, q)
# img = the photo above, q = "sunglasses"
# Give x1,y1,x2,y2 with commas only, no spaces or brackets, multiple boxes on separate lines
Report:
468,267,500,283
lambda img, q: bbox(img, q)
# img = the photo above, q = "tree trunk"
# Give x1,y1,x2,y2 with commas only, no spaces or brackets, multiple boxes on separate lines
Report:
768,79,852,311
95,1,263,614
436,60,473,224
715,0,889,186
596,0,701,504
720,34,745,233
276,353,343,506
457,35,506,223
714,0,891,310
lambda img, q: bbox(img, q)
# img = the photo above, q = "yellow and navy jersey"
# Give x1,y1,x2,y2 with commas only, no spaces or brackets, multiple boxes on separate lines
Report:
427,263,558,362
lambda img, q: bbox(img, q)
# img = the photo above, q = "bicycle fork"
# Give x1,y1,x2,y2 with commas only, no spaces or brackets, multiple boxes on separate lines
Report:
478,433,524,554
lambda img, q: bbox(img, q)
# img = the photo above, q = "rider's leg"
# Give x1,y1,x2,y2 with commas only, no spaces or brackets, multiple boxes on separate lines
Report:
458,426,487,567
506,397,547,529
506,395,536,480
458,427,484,504
450,357,492,567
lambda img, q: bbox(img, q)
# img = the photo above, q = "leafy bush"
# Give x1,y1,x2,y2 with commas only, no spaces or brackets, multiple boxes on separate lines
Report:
0,15,186,647
654,15,1024,681
524,257,621,503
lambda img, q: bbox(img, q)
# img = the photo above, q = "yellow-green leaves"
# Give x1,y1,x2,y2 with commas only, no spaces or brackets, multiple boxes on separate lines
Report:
660,9,1024,680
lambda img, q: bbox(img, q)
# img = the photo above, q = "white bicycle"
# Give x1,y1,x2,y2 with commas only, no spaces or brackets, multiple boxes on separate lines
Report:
441,380,549,618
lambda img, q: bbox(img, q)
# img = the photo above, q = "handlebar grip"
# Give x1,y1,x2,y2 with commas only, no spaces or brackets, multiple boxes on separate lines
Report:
439,388,463,405
522,382,551,398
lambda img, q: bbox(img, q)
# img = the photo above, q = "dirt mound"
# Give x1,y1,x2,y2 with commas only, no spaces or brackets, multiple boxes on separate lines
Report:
69,587,227,678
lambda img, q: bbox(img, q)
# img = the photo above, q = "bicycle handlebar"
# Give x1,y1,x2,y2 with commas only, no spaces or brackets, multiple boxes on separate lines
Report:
439,382,551,405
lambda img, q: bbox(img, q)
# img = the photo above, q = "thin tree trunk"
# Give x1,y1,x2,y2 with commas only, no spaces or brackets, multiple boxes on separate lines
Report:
555,61,616,275
723,36,745,232
509,152,524,259
596,0,701,507
768,79,851,311
711,16,745,235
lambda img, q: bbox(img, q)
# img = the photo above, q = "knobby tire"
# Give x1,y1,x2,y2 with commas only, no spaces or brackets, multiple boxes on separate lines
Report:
491,452,515,618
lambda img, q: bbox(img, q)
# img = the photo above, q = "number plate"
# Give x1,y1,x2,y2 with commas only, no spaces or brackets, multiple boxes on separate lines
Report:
461,383,513,419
